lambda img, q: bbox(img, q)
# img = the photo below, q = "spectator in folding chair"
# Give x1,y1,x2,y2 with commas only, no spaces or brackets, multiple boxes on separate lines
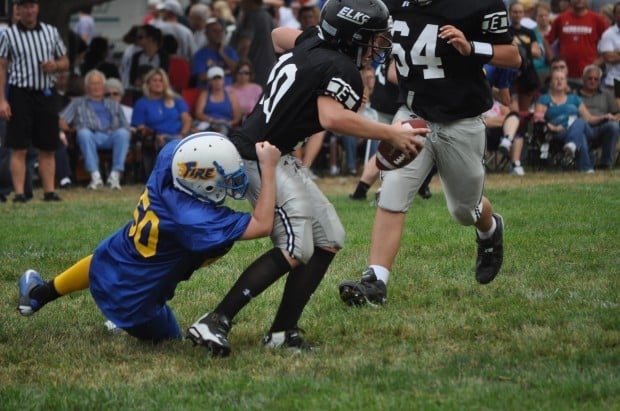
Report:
59,70,131,190
577,64,620,169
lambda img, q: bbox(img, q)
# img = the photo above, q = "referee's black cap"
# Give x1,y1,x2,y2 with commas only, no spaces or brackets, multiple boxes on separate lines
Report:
13,0,39,5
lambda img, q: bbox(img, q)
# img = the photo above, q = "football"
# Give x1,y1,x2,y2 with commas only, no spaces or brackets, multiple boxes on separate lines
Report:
375,118,429,171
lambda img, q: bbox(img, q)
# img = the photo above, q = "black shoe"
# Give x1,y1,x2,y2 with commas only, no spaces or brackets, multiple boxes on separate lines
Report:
186,312,232,357
43,192,62,202
418,185,432,199
339,267,387,306
475,213,504,284
348,193,366,201
262,326,313,353
13,194,30,203
0,194,6,203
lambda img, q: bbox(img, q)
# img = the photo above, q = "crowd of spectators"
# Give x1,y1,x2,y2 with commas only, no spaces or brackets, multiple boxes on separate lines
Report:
1,0,619,203
486,0,620,176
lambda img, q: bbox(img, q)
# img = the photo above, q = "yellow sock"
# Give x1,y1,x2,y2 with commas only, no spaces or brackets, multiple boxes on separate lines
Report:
52,255,92,295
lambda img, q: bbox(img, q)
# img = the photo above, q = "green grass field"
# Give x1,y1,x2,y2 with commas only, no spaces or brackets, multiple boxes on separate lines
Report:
1,172,619,411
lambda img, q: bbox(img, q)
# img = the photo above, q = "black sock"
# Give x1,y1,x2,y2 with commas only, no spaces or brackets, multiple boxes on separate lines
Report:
215,247,291,320
350,181,370,199
269,248,335,333
29,280,61,307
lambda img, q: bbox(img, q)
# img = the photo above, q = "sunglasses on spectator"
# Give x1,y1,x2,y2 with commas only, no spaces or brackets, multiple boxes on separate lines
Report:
105,91,121,97
238,70,251,75
585,76,600,81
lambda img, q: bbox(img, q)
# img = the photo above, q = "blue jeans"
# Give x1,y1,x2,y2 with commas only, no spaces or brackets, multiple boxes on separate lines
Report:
76,128,131,173
587,120,619,167
341,137,379,172
554,118,594,171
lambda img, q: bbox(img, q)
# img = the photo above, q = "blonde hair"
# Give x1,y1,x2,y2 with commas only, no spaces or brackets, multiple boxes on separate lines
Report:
142,68,178,105
212,0,235,23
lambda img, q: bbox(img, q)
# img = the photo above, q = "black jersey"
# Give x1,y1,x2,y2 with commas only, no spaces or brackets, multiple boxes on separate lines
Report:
385,0,513,122
229,28,363,160
370,58,401,115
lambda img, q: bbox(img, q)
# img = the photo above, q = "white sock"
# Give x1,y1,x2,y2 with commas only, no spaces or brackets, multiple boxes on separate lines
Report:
109,170,120,180
477,217,497,240
369,265,390,284
91,171,101,182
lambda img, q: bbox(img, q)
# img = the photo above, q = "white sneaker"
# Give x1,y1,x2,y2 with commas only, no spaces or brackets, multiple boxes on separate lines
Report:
87,178,103,190
562,142,577,168
510,165,525,176
106,173,122,190
498,137,512,156
563,142,576,156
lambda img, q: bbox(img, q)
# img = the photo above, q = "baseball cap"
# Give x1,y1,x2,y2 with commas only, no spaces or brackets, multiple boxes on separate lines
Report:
207,66,225,79
157,0,183,16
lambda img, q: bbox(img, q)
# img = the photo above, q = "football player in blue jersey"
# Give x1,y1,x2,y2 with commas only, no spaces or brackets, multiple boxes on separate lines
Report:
339,0,523,307
17,132,281,342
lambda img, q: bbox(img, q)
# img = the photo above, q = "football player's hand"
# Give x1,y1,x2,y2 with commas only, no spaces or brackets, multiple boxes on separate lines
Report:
438,25,471,56
255,141,281,168
388,121,427,159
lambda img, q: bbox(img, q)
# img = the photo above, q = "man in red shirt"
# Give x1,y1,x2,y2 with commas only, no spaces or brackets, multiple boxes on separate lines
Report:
547,0,608,82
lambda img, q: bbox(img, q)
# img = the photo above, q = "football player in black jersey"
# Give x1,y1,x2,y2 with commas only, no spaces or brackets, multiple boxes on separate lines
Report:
186,0,426,356
339,0,522,307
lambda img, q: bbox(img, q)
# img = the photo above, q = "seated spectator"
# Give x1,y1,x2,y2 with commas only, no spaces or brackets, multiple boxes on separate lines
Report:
120,25,142,90
192,17,239,88
226,59,262,119
131,68,192,151
541,56,581,93
104,77,133,124
211,0,236,45
577,64,620,169
79,36,121,80
52,70,77,189
187,3,210,49
60,70,131,190
535,70,603,173
194,66,242,135
483,100,526,175
128,25,169,90
298,5,320,31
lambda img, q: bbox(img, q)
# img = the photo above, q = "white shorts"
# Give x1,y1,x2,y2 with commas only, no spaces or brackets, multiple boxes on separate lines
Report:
245,154,345,264
378,106,486,226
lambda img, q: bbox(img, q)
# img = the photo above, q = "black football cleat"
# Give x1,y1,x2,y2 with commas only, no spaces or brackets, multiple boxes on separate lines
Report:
475,213,504,284
186,312,232,357
339,267,387,306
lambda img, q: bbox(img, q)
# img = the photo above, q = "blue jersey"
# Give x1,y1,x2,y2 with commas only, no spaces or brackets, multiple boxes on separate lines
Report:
89,140,251,328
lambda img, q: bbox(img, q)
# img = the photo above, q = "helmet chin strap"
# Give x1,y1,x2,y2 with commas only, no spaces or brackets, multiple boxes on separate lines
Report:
355,47,365,69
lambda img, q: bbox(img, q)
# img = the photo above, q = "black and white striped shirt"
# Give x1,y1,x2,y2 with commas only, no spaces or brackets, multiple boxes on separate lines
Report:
0,21,66,91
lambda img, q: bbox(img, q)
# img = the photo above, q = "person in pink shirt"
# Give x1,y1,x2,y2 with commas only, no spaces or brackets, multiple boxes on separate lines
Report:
226,59,263,120
547,0,608,82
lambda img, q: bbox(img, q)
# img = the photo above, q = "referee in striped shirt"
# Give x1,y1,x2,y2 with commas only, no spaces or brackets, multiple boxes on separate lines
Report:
0,0,68,202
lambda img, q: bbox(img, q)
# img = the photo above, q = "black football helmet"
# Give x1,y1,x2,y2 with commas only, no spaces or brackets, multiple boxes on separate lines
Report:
319,0,392,69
